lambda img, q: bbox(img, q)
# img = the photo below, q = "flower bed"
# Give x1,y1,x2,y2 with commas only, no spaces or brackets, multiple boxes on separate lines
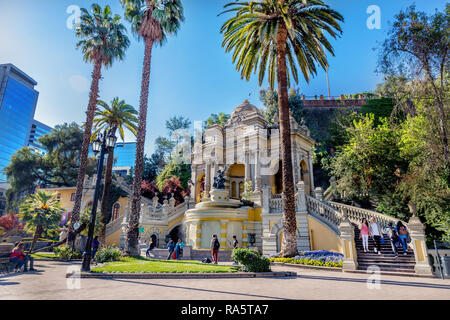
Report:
268,250,343,268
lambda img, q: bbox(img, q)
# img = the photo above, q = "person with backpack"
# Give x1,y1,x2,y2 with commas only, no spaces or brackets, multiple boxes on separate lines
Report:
210,234,220,264
396,221,409,255
384,222,398,257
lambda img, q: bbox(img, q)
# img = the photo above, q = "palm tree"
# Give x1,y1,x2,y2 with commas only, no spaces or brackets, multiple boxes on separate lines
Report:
220,0,343,257
19,191,64,253
93,97,138,242
68,4,130,247
119,0,184,256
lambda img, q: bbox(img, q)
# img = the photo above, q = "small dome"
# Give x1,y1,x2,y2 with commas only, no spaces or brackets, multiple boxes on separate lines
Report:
231,100,261,118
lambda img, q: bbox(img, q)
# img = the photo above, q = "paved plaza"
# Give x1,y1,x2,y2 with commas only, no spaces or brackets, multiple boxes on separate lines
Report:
1,260,449,300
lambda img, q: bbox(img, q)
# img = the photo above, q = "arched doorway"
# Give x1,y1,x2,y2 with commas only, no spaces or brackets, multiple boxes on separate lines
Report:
169,225,182,243
150,234,158,248
300,160,311,195
228,164,245,200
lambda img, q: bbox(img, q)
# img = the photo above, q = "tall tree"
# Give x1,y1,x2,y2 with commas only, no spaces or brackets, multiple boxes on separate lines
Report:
68,4,129,247
205,113,230,127
260,87,304,125
120,0,184,256
93,98,138,242
378,4,449,162
221,0,343,257
19,191,63,253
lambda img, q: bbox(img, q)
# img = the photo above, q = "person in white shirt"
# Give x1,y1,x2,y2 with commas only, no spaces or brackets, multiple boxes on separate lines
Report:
369,217,383,254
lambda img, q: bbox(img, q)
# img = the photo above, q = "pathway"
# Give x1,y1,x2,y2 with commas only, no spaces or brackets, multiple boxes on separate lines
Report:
1,260,450,300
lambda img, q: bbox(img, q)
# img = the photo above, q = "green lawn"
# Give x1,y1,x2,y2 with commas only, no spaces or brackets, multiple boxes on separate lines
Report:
31,252,58,259
91,257,240,274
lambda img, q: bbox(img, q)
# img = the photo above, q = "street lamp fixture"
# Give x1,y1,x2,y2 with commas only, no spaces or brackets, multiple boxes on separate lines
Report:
81,127,117,272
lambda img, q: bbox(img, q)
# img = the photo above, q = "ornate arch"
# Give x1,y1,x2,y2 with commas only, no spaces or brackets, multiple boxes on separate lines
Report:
142,227,163,245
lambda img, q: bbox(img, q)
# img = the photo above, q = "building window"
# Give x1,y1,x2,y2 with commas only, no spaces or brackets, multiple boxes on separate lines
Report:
70,193,76,201
112,203,120,221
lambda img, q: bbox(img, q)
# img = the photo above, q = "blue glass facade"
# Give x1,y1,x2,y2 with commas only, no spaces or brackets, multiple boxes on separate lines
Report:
28,120,53,154
89,141,136,177
113,142,136,168
0,65,39,182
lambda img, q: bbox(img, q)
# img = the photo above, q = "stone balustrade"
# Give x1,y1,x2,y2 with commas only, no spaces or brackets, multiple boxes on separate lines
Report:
306,196,342,234
328,201,406,229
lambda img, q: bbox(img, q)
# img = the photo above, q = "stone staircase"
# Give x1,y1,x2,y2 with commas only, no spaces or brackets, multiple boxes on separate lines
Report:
354,226,416,274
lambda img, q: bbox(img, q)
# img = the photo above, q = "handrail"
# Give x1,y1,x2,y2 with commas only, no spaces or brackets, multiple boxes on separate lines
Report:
328,201,406,229
306,196,342,235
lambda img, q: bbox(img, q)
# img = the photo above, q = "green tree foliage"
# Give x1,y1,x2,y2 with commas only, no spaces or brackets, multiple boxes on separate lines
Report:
4,123,97,210
325,114,409,208
155,161,191,191
19,191,64,252
378,4,449,162
79,206,104,237
259,88,303,125
205,113,230,127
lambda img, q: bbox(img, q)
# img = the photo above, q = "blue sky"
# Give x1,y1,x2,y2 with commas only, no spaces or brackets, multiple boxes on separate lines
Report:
0,0,446,154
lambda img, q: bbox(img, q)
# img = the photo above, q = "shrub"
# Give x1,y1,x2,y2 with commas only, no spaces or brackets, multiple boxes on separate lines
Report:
231,248,271,272
95,246,123,263
53,245,82,260
267,250,344,268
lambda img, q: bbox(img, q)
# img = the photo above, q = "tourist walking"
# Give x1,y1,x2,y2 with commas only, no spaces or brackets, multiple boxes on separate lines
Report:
369,217,383,254
396,221,409,255
359,218,370,253
146,238,155,258
384,222,398,257
9,242,35,272
175,239,184,260
91,236,100,262
167,239,175,260
210,234,220,264
231,235,239,265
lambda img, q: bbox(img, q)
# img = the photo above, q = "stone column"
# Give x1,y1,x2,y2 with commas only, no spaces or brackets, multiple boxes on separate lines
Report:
191,166,198,203
212,162,217,187
408,213,433,275
262,186,271,214
242,222,248,248
338,217,358,271
254,151,261,193
204,162,211,198
314,187,324,201
296,181,307,212
220,219,228,249
194,222,202,249
308,154,315,194
244,152,251,184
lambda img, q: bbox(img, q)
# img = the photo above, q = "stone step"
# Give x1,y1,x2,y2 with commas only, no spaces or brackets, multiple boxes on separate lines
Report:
357,261,415,267
357,265,416,273
358,257,415,263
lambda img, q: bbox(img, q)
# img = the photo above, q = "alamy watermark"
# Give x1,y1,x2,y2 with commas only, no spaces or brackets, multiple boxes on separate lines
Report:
367,5,381,30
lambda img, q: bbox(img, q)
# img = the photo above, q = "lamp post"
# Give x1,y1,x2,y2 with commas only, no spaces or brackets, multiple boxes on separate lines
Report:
81,127,117,272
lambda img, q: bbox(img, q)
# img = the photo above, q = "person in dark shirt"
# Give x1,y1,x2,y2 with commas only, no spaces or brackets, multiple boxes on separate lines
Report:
92,236,100,261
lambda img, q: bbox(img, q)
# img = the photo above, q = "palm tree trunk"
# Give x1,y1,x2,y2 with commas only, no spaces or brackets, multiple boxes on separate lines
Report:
29,224,43,254
276,21,298,257
99,147,115,244
125,38,153,256
67,59,103,248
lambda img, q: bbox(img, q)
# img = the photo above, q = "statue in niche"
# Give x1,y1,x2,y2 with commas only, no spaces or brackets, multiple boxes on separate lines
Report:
213,170,226,190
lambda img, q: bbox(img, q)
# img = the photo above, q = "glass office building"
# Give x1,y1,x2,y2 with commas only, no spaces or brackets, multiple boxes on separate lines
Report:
89,141,136,178
28,119,53,154
0,64,39,182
